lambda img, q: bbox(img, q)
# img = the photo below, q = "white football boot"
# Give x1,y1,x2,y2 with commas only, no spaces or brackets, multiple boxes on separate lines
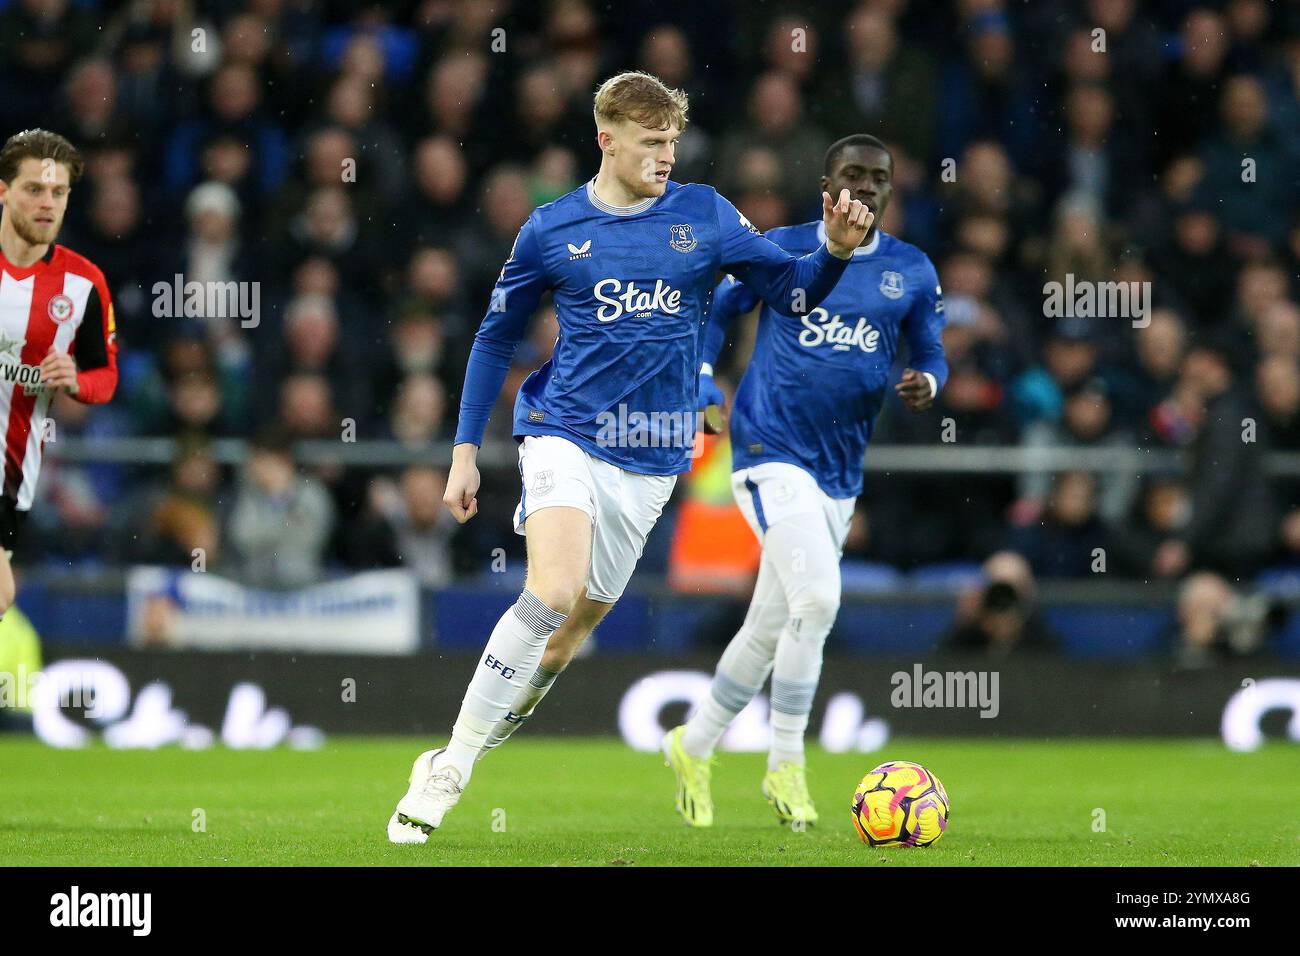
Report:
387,748,464,844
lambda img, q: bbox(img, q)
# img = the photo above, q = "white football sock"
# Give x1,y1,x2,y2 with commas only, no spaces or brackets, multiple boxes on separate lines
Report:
766,520,840,770
681,556,786,758
769,680,816,769
477,663,561,760
681,671,760,758
439,590,566,781
683,510,843,763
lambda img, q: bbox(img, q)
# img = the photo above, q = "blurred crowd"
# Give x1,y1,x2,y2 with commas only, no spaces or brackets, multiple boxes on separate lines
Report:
3,0,1300,627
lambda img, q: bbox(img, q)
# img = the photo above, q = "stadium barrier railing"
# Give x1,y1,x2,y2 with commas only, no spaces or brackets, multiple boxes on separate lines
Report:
46,436,1300,474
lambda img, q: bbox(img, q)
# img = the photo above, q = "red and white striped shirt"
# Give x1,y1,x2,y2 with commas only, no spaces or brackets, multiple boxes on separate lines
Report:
0,243,118,510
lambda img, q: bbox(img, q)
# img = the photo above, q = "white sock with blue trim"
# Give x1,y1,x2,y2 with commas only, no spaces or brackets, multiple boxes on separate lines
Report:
440,590,567,782
477,664,561,760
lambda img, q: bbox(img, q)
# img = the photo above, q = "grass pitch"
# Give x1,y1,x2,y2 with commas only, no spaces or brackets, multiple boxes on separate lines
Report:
1,736,1297,866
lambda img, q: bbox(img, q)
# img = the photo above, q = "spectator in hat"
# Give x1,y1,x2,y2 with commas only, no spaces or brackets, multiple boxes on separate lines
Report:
171,180,258,405
1010,315,1108,428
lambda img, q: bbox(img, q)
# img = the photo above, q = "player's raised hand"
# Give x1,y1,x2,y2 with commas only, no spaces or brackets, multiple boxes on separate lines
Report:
895,367,935,411
822,188,874,259
444,445,481,524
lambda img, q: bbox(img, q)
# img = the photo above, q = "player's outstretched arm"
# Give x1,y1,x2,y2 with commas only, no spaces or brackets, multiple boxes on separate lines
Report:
448,215,549,524
712,190,868,318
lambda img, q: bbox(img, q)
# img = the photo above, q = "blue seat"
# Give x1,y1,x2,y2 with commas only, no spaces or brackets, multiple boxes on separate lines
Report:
839,560,905,595
1275,613,1300,658
833,602,952,653
906,562,985,593
1047,606,1171,659
1255,566,1300,597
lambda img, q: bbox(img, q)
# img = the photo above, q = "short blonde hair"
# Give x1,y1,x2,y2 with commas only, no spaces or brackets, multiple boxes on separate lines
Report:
593,71,689,132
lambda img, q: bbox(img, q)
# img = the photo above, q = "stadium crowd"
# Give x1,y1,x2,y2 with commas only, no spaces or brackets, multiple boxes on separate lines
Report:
3,0,1300,645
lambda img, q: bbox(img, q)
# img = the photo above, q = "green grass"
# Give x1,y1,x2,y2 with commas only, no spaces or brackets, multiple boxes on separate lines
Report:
1,737,1297,866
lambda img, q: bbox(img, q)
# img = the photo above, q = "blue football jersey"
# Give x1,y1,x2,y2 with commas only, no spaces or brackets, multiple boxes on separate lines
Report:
703,223,948,499
454,180,852,475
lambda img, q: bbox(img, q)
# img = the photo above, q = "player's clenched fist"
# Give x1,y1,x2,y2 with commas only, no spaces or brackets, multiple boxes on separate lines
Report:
39,346,80,395
895,368,935,412
821,187,874,259
444,444,481,523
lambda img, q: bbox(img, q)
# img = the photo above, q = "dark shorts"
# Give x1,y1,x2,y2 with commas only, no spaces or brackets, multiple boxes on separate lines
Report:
0,498,26,557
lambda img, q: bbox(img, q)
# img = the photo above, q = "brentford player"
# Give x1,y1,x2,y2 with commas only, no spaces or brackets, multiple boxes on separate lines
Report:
0,130,118,612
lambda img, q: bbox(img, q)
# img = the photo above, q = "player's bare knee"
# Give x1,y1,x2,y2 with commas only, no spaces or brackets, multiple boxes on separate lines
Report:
545,599,609,668
525,577,585,616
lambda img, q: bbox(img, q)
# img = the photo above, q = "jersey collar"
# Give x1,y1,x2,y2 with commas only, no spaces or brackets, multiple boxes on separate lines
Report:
816,222,881,257
0,242,56,278
585,178,659,216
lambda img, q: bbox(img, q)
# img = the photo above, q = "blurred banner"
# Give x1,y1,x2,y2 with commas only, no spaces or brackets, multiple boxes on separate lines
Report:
27,646,1300,753
124,568,420,655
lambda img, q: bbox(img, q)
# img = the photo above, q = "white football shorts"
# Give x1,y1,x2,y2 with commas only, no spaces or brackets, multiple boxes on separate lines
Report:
513,435,677,603
731,461,855,549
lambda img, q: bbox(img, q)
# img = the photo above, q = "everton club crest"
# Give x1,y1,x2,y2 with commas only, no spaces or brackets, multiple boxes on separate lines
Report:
879,271,905,300
669,223,698,254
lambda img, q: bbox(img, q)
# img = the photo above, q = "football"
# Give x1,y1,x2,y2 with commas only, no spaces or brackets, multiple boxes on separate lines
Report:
851,760,950,847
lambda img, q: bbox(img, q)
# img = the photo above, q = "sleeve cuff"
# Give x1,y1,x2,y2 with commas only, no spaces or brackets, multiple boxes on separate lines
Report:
819,241,851,263
923,372,938,399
